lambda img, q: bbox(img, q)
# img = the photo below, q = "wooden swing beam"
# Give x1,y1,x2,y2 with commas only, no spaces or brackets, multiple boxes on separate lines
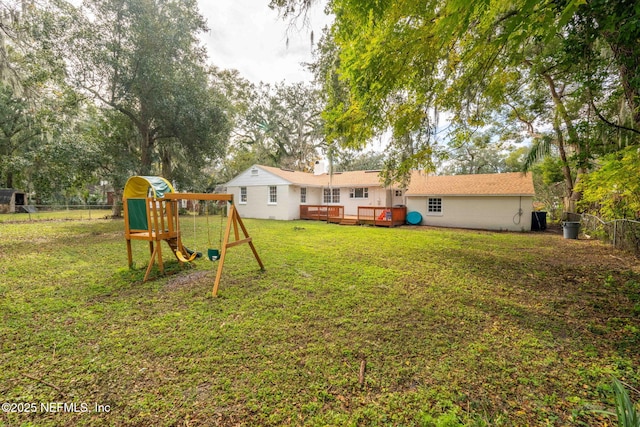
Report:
163,193,264,296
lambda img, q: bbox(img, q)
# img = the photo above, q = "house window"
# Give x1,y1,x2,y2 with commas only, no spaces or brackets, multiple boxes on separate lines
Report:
323,189,330,204
349,187,369,199
240,187,247,203
323,188,340,203
395,190,403,197
427,197,442,213
269,186,277,204
300,187,307,203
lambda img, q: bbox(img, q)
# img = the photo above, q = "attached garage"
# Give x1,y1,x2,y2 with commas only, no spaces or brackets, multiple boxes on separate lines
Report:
405,172,535,232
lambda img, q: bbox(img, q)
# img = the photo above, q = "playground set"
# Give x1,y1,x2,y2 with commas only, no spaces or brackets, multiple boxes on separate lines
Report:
122,176,264,296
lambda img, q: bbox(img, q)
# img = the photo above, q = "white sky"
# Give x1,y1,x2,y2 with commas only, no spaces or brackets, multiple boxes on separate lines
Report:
197,1,332,84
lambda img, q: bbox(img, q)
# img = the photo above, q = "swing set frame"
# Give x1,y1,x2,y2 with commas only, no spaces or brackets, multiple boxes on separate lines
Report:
123,176,264,297
164,193,265,296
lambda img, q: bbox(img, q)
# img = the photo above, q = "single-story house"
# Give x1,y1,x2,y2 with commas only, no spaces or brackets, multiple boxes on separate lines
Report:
0,188,28,213
405,171,535,231
225,163,404,221
225,165,535,231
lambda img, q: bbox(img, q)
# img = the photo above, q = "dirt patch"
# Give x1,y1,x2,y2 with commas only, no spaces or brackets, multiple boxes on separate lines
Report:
163,270,211,291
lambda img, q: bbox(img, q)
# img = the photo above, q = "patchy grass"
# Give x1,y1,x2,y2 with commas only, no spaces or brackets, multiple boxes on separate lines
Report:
1,217,639,426
0,208,113,223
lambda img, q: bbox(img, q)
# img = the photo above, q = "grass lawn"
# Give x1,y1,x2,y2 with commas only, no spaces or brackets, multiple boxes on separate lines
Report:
0,208,112,223
1,215,639,426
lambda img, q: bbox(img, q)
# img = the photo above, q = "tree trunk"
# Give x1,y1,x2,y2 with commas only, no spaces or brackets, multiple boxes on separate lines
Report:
553,113,574,199
138,122,153,175
111,188,123,217
609,42,640,128
161,148,172,181
544,73,585,211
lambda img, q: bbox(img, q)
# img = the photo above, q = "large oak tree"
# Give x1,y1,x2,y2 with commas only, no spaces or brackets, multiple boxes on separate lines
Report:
272,0,640,210
58,0,230,184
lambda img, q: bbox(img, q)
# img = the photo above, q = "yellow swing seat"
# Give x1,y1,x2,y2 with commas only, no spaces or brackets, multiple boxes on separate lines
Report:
176,246,201,263
176,250,197,263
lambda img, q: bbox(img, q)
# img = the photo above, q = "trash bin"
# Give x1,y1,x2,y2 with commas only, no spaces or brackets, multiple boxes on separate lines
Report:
531,211,547,231
562,221,580,239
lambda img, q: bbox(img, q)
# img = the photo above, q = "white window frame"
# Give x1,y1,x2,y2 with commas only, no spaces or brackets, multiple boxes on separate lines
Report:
395,189,403,197
427,197,442,215
268,186,277,204
349,187,369,199
323,188,340,204
240,187,247,204
300,187,307,203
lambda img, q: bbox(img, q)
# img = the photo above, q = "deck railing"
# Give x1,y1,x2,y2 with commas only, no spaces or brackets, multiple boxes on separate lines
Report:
300,205,406,227
300,205,344,221
327,206,344,223
358,206,407,227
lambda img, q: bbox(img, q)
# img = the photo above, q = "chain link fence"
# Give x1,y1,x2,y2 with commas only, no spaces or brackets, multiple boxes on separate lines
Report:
1,201,224,222
581,213,640,255
0,205,117,222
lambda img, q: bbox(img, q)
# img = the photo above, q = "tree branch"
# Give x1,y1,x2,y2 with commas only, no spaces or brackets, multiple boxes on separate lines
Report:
505,102,539,137
590,98,640,136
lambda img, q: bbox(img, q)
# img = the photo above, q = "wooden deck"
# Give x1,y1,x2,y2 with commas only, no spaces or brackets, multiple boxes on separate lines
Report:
300,205,406,227
300,205,343,221
357,206,407,227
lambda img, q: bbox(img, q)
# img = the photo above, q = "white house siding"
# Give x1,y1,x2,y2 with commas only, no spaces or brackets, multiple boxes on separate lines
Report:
232,184,294,220
226,166,293,220
406,195,533,231
287,186,301,220
340,186,389,216
233,185,262,219
305,187,323,205
288,186,323,219
229,182,396,219
341,193,360,215
392,189,405,206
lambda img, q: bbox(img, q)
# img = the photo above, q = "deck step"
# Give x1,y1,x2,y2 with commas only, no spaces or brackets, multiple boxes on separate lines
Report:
339,218,359,225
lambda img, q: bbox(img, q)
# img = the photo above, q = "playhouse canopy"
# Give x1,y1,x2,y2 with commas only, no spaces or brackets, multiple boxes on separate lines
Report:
123,176,174,199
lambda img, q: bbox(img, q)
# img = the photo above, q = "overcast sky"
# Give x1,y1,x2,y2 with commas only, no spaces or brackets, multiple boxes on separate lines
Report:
197,1,332,85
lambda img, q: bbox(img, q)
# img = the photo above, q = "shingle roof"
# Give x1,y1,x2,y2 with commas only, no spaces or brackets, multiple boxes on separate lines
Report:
256,165,326,186
253,165,534,196
405,171,535,196
323,170,383,186
258,165,383,187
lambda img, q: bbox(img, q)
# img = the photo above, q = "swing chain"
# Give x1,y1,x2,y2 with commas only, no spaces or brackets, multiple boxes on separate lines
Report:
205,200,221,261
